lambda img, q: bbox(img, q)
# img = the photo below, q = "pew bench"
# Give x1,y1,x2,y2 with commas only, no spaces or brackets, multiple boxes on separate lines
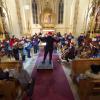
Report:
78,78,100,100
0,61,23,100
71,58,100,100
0,79,23,100
71,58,100,81
0,61,22,71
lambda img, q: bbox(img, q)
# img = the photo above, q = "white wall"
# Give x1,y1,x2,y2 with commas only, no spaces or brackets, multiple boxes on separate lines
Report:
70,0,76,33
4,0,92,37
56,0,74,34
18,0,27,34
76,0,90,35
6,0,20,38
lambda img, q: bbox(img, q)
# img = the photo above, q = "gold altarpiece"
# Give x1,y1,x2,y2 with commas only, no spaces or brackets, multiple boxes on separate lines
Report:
0,16,4,40
40,5,56,33
88,0,100,34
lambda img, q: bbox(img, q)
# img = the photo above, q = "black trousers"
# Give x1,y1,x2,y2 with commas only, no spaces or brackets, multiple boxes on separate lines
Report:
43,48,53,62
26,79,35,97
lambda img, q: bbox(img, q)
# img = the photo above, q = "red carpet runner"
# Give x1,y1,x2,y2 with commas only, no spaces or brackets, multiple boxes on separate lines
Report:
30,49,75,100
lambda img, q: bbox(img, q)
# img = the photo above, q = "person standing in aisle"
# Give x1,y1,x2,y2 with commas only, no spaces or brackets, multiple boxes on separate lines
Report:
40,32,59,64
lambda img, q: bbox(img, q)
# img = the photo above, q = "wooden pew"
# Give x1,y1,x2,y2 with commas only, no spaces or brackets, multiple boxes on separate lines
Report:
0,61,22,71
0,79,22,100
71,58,100,100
71,58,100,81
0,61,23,100
78,78,100,100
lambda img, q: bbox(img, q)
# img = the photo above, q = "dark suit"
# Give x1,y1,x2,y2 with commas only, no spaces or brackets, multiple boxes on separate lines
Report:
40,36,58,63
65,46,75,62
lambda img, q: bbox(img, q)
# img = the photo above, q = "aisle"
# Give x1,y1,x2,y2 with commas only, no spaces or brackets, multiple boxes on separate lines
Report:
31,49,75,100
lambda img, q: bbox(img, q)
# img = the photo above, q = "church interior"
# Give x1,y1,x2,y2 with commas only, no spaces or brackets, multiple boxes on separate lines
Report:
0,0,100,100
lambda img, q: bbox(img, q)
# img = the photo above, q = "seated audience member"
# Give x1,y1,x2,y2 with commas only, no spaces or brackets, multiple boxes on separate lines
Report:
60,36,66,48
66,32,74,46
0,68,9,80
80,47,91,58
18,41,25,61
85,65,100,79
90,43,99,58
24,39,32,58
77,33,85,47
32,36,40,53
13,42,19,60
90,64,100,74
65,42,76,62
13,63,31,88
13,63,34,99
61,45,69,59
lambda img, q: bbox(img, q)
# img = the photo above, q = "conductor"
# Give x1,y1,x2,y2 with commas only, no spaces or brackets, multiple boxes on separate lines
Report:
40,32,58,64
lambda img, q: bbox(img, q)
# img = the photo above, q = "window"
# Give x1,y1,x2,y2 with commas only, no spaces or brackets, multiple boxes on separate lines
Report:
58,0,64,24
32,0,38,24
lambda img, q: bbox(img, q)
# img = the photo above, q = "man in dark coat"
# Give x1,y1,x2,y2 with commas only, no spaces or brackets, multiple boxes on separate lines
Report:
40,32,58,64
65,42,76,62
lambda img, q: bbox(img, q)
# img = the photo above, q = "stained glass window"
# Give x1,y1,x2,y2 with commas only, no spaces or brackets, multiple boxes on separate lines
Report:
32,0,38,24
58,0,64,24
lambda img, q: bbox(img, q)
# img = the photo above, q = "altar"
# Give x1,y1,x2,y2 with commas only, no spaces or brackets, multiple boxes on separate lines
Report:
42,29,55,34
40,2,56,34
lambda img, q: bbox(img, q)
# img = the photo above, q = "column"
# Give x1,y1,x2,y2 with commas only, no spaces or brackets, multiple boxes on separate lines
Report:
63,0,73,33
73,0,79,34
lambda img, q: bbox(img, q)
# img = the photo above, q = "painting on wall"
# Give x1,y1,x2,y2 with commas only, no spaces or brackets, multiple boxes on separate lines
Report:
40,1,56,29
40,8,56,28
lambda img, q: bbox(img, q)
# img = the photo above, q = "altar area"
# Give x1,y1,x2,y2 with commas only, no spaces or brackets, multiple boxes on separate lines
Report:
42,29,55,34
40,2,56,34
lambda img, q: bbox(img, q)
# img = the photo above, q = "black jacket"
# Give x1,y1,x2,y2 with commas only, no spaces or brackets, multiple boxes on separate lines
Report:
40,36,58,50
